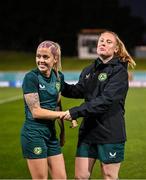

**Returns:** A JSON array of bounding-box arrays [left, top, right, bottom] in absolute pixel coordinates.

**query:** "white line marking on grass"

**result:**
[[0, 95, 22, 104]]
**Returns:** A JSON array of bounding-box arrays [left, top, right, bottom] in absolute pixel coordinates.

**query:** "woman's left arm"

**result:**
[[68, 67, 128, 119]]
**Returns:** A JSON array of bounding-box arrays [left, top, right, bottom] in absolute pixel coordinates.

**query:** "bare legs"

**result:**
[[101, 162, 121, 180], [75, 157, 121, 180], [27, 154, 67, 179], [27, 155, 120, 179], [75, 157, 96, 180], [47, 154, 67, 179]]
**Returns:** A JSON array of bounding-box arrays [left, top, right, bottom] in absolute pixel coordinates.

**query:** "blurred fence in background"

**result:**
[[0, 71, 146, 87]]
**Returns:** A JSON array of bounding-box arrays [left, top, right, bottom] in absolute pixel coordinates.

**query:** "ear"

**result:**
[[54, 56, 57, 63], [114, 46, 118, 53]]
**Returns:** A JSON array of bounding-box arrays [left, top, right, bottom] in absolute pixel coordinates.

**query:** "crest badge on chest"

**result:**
[[98, 73, 107, 81], [56, 82, 61, 92]]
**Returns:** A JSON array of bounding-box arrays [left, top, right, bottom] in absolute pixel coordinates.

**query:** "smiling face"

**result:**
[[36, 47, 57, 77], [97, 32, 118, 62]]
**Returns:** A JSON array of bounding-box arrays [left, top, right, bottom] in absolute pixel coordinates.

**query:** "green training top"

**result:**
[[22, 68, 64, 126]]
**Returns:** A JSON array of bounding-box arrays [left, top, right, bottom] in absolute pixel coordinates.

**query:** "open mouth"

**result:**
[[38, 63, 47, 69]]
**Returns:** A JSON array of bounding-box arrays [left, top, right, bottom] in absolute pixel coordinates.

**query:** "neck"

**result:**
[[41, 69, 51, 78], [99, 55, 114, 64], [45, 71, 51, 78]]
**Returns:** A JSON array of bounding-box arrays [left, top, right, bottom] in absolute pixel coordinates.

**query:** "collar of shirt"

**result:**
[[94, 56, 125, 68]]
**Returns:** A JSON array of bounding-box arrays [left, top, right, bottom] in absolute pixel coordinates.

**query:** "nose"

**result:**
[[100, 41, 105, 46], [39, 56, 45, 62]]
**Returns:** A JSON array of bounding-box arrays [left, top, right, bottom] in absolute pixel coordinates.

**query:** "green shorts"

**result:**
[[76, 142, 125, 164], [21, 124, 61, 159]]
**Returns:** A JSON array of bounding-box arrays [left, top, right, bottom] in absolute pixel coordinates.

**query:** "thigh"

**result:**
[[98, 143, 124, 179], [101, 162, 121, 179], [27, 158, 48, 179], [75, 157, 96, 179], [75, 143, 97, 178], [47, 154, 67, 179]]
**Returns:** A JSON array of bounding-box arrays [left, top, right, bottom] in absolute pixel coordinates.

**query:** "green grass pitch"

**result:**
[[0, 87, 146, 179]]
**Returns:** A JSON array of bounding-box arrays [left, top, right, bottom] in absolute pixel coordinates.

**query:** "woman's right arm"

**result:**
[[61, 71, 85, 99], [24, 92, 65, 120]]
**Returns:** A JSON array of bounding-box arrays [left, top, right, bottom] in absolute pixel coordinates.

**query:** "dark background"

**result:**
[[0, 0, 146, 56], [119, 0, 146, 23]]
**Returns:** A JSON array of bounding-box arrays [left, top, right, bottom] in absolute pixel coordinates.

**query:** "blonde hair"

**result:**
[[98, 31, 136, 68], [37, 41, 62, 76]]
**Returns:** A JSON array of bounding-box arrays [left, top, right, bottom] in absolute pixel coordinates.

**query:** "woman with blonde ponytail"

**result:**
[[21, 40, 68, 179]]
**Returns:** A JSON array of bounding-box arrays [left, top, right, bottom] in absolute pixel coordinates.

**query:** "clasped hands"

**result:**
[[60, 110, 78, 128]]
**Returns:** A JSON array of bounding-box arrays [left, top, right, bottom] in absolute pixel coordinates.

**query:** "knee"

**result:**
[[75, 171, 91, 180], [31, 173, 48, 180], [52, 174, 67, 179], [101, 162, 121, 180], [51, 171, 67, 179], [58, 173, 67, 180], [102, 166, 118, 180]]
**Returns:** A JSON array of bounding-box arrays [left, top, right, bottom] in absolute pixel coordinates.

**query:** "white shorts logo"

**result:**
[[109, 152, 116, 158]]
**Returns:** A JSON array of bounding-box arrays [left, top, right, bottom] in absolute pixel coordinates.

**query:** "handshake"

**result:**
[[60, 110, 78, 128]]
